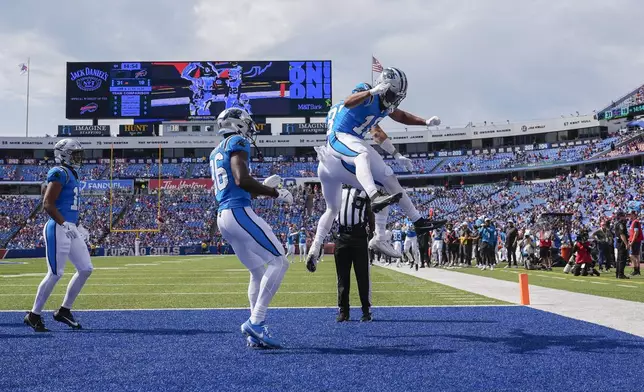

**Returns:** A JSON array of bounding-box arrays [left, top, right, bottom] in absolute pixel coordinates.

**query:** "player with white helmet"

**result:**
[[306, 67, 443, 271], [210, 107, 293, 349], [24, 138, 93, 332]]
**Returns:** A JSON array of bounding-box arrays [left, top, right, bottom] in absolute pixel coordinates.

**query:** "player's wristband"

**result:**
[[380, 138, 396, 155]]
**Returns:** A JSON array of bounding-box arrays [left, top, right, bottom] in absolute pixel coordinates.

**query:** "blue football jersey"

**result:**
[[287, 231, 297, 245], [46, 166, 80, 224], [299, 232, 307, 244], [326, 83, 394, 139], [210, 134, 252, 211], [406, 228, 417, 238], [392, 229, 403, 242]]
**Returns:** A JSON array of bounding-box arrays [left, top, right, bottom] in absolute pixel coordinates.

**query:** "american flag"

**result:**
[[372, 56, 383, 73], [19, 63, 29, 75]]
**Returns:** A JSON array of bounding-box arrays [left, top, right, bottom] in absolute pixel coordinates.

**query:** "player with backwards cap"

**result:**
[[306, 67, 444, 272], [24, 139, 93, 332], [210, 107, 293, 349]]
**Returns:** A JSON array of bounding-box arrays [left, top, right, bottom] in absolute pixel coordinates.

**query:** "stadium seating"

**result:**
[[0, 196, 40, 247], [0, 165, 17, 181], [110, 163, 190, 179]]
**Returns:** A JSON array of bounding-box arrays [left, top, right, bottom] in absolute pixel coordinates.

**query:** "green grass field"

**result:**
[[0, 256, 504, 310], [454, 265, 644, 302]]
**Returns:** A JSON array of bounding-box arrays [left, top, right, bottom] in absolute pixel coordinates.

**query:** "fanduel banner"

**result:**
[[80, 180, 134, 192], [119, 124, 156, 137], [148, 179, 213, 190], [57, 125, 111, 137], [281, 122, 327, 135]]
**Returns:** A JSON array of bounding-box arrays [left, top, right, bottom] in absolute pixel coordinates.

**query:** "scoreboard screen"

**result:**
[[66, 61, 332, 120]]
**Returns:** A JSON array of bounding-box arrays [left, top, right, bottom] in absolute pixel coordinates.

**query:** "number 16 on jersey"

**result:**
[[210, 152, 228, 193]]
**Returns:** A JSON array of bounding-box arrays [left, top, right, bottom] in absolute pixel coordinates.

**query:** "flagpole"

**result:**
[[370, 54, 374, 86], [25, 57, 30, 137]]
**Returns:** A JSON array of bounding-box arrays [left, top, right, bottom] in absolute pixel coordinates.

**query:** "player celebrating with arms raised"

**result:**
[[24, 139, 93, 332], [307, 67, 442, 270], [210, 108, 293, 349]]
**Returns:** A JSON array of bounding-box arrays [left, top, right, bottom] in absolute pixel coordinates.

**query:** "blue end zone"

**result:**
[[1, 307, 643, 392]]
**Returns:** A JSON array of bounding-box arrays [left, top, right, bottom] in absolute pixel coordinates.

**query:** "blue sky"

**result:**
[[0, 0, 642, 136]]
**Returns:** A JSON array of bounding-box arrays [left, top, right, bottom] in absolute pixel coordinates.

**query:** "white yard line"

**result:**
[[0, 304, 515, 312], [0, 290, 501, 297], [380, 264, 644, 338]]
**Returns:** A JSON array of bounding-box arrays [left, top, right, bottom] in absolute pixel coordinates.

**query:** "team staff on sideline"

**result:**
[[333, 185, 375, 322]]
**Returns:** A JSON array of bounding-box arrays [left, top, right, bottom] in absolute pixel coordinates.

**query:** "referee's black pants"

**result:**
[[334, 230, 371, 314]]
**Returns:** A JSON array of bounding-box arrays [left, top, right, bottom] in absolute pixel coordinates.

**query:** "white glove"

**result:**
[[262, 174, 282, 188], [61, 222, 78, 240], [394, 153, 414, 172], [275, 189, 294, 204], [77, 224, 90, 243], [426, 116, 441, 126], [369, 83, 390, 96]]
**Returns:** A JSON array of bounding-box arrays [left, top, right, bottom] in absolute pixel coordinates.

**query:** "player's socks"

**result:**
[[61, 269, 92, 309], [53, 307, 82, 329], [250, 256, 288, 324], [32, 272, 62, 315], [24, 312, 49, 332]]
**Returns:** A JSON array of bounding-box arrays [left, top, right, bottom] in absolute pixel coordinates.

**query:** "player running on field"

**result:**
[[210, 108, 293, 349], [24, 139, 93, 332]]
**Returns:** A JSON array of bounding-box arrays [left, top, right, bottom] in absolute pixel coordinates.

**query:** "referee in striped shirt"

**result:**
[[335, 185, 375, 322]]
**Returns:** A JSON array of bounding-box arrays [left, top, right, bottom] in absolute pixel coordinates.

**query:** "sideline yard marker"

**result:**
[[519, 273, 530, 305]]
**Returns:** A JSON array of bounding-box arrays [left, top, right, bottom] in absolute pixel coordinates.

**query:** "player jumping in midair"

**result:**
[[306, 67, 443, 272]]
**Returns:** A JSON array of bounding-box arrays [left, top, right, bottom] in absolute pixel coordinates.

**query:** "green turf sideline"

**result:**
[[452, 265, 644, 303], [0, 256, 505, 310]]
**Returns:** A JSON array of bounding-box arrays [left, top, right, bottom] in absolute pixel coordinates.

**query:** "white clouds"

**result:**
[[0, 0, 643, 136]]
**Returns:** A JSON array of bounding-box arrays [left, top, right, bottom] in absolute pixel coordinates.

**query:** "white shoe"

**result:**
[[369, 238, 402, 258], [490, 265, 495, 271], [482, 265, 487, 270]]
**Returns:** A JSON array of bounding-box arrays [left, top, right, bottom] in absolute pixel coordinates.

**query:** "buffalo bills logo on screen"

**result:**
[[521, 125, 528, 132], [135, 69, 148, 78], [80, 102, 99, 115], [69, 67, 109, 91]]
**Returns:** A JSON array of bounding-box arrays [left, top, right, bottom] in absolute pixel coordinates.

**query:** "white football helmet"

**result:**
[[395, 222, 402, 229], [217, 107, 257, 139], [374, 67, 408, 109], [54, 138, 83, 169]]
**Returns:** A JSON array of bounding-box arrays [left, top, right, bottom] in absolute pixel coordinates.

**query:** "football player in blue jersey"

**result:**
[[298, 227, 308, 263], [403, 222, 420, 271], [285, 224, 298, 263], [392, 222, 404, 267], [306, 67, 443, 271], [210, 108, 293, 349], [24, 139, 93, 332]]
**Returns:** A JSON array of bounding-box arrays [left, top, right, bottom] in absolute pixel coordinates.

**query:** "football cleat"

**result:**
[[336, 310, 350, 323], [24, 312, 49, 332], [241, 319, 282, 349], [246, 335, 264, 348], [53, 308, 82, 330], [360, 312, 373, 322], [368, 237, 404, 258], [370, 191, 402, 213], [413, 218, 447, 235]]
